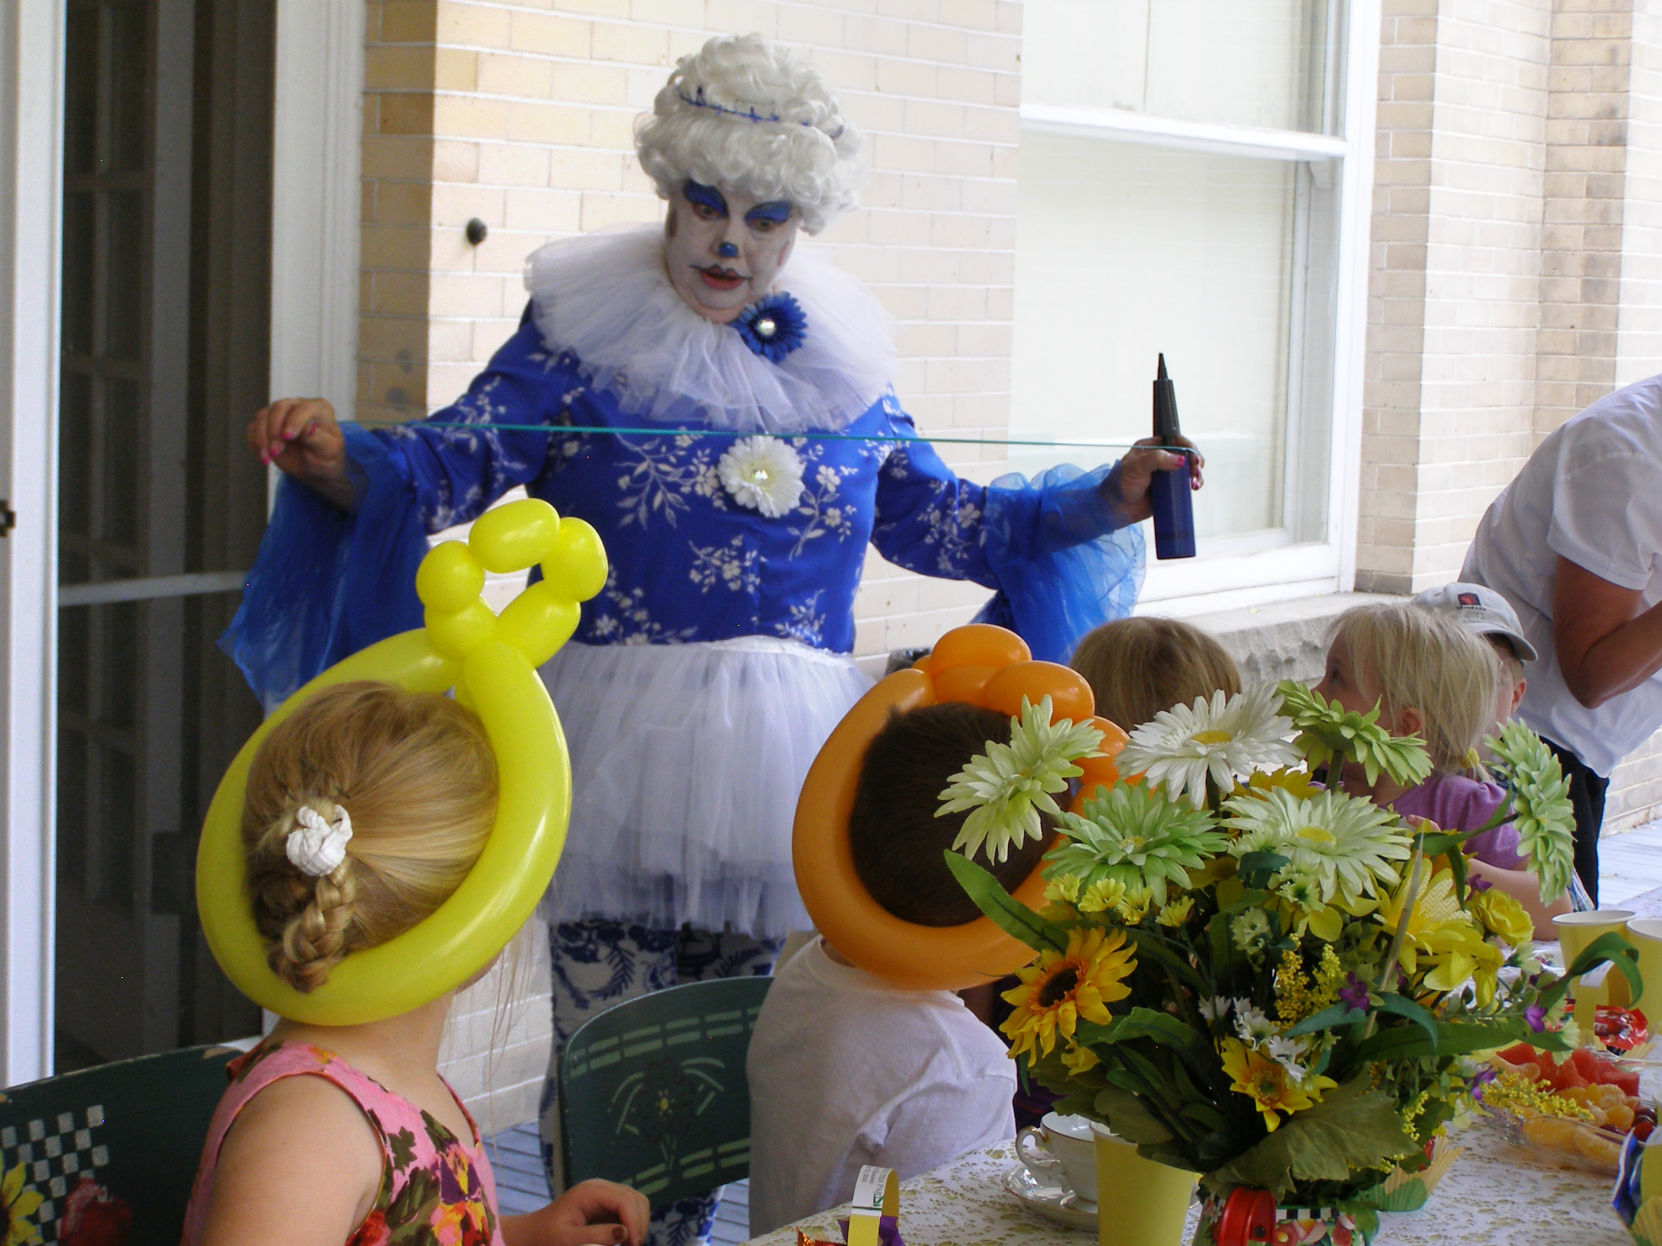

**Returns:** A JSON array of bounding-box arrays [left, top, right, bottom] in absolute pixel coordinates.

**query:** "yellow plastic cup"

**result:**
[[1092, 1127, 1196, 1246], [1625, 917, 1662, 1019], [1554, 909, 1635, 1014]]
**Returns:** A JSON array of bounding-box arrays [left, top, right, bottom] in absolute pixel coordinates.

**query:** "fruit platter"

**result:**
[[1480, 1039, 1653, 1173]]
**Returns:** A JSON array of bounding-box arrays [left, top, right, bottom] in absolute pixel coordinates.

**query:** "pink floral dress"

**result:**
[[180, 1040, 505, 1246]]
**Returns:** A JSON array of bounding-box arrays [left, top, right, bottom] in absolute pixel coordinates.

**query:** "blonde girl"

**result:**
[[1070, 616, 1242, 731], [183, 682, 647, 1246], [1314, 602, 1569, 925]]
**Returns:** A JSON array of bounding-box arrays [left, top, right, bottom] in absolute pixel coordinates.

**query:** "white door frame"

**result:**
[[0, 0, 65, 1088], [0, 0, 362, 1083], [271, 2, 362, 414]]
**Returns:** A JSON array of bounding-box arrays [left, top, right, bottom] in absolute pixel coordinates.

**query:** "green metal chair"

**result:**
[[0, 1043, 240, 1246], [556, 976, 771, 1210]]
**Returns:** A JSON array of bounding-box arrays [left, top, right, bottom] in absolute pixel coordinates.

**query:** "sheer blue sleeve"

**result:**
[[218, 424, 428, 711], [868, 398, 1145, 663], [971, 465, 1146, 664], [219, 314, 568, 709]]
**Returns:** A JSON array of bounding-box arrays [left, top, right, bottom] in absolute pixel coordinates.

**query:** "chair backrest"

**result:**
[[0, 1043, 239, 1246], [557, 976, 771, 1210]]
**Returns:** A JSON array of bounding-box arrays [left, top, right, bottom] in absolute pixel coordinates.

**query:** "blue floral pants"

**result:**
[[538, 919, 782, 1246]]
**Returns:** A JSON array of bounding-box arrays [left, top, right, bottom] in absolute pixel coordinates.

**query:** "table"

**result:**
[[744, 1116, 1629, 1246]]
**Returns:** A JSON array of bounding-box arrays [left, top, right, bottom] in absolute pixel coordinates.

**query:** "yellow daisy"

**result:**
[[1000, 927, 1136, 1059], [2, 1163, 43, 1246], [1219, 1037, 1337, 1132]]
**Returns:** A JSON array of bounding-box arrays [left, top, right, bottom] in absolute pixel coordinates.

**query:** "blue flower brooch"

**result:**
[[733, 292, 807, 362]]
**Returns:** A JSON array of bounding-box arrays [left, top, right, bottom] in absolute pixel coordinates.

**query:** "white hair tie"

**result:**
[[286, 805, 353, 878]]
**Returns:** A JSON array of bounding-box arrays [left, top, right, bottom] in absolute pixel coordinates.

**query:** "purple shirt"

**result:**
[[1390, 773, 1525, 870]]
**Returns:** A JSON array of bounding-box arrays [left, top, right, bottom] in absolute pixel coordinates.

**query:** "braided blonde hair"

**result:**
[[241, 682, 497, 993]]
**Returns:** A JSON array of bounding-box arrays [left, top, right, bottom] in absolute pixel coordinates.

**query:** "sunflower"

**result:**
[[1000, 926, 1136, 1060], [1225, 786, 1411, 909], [1048, 779, 1229, 905], [1116, 684, 1299, 809], [938, 696, 1104, 863], [1218, 1037, 1338, 1132], [1276, 680, 1432, 790], [1483, 721, 1576, 902], [2, 1164, 42, 1246]]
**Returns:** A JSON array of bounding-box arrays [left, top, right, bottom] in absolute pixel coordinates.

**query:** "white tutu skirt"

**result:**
[[537, 637, 874, 938]]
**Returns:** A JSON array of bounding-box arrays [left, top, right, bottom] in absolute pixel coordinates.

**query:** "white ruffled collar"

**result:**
[[523, 225, 897, 434]]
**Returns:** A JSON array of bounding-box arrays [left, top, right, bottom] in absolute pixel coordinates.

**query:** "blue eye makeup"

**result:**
[[745, 201, 794, 226], [682, 180, 728, 216]]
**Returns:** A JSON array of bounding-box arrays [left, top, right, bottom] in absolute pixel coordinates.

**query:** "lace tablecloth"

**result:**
[[745, 1117, 1628, 1246]]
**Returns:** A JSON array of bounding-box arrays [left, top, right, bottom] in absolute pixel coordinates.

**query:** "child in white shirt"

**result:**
[[746, 703, 1043, 1236]]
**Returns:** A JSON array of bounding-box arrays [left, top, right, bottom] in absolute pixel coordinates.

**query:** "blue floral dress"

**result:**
[[223, 226, 1144, 938]]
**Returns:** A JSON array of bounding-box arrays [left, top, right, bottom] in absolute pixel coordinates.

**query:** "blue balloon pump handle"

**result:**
[[1149, 352, 1196, 560]]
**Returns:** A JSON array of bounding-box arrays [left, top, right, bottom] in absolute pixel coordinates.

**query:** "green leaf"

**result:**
[[1352, 1016, 1525, 1064], [942, 849, 1068, 954], [1373, 992, 1440, 1048], [1554, 932, 1643, 1003], [1284, 1001, 1364, 1039], [1101, 1007, 1214, 1069], [1236, 850, 1290, 890], [1091, 1084, 1176, 1146], [1208, 1079, 1419, 1200]]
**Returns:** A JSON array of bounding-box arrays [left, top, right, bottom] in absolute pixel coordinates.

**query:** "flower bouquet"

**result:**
[[944, 682, 1640, 1244]]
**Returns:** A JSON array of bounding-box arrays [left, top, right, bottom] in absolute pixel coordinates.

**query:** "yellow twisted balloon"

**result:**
[[196, 499, 608, 1024]]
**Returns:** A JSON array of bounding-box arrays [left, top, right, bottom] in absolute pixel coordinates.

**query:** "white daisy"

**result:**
[[1116, 684, 1300, 809], [717, 435, 805, 517], [1224, 786, 1412, 908], [1263, 1033, 1312, 1083], [1232, 1001, 1276, 1044], [937, 697, 1103, 864]]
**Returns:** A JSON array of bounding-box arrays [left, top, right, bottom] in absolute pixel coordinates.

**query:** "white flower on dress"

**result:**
[[718, 436, 805, 518], [1116, 684, 1300, 809]]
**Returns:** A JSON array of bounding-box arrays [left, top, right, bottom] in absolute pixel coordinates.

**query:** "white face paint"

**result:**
[[663, 180, 800, 323]]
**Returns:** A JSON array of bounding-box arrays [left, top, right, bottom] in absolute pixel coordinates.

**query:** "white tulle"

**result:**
[[537, 637, 874, 938], [523, 225, 898, 435]]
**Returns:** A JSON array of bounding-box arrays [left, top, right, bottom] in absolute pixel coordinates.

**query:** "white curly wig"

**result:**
[[635, 34, 864, 235]]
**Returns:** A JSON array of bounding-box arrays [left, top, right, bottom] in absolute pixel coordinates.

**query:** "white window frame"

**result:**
[[1017, 0, 1379, 616]]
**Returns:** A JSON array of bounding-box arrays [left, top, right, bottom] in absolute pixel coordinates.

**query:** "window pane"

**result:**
[[1010, 136, 1337, 542], [1023, 0, 1337, 135]]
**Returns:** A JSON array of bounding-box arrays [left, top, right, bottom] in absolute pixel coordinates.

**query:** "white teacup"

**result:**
[[1016, 1111, 1098, 1205]]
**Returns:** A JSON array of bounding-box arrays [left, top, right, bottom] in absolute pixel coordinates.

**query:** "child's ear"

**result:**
[[1510, 678, 1527, 715], [1394, 706, 1424, 738]]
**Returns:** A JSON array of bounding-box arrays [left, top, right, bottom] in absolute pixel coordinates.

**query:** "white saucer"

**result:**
[[1002, 1163, 1097, 1231]]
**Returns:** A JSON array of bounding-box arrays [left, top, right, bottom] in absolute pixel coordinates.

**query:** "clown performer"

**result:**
[[225, 33, 1202, 1238]]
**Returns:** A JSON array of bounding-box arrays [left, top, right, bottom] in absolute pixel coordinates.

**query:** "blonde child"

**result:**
[[182, 682, 648, 1246], [1413, 581, 1533, 739], [1070, 615, 1242, 730], [1313, 602, 1569, 925]]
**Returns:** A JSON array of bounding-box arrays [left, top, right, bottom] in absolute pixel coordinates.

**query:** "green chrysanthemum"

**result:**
[[938, 696, 1104, 863], [1483, 720, 1576, 902], [1276, 680, 1433, 789], [1045, 779, 1229, 905], [1224, 785, 1412, 908]]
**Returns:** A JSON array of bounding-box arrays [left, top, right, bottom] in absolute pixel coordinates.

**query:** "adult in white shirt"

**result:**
[[1462, 373, 1662, 903]]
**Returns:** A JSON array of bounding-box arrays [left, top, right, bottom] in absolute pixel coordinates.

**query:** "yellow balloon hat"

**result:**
[[792, 623, 1128, 991], [196, 499, 608, 1024]]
